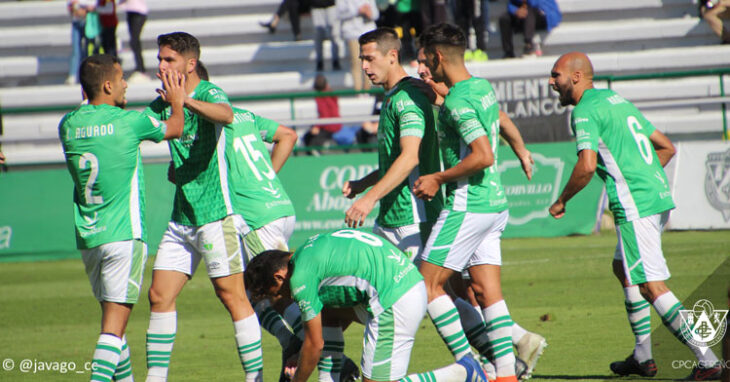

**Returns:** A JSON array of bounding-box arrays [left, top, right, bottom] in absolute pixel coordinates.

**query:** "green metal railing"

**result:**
[[2, 67, 729, 143], [594, 67, 730, 140]]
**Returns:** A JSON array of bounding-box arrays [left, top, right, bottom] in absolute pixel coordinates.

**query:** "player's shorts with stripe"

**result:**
[[420, 209, 508, 271], [373, 222, 432, 262], [154, 214, 244, 278], [360, 281, 427, 381], [82, 239, 147, 304], [613, 211, 671, 285], [240, 215, 295, 264]]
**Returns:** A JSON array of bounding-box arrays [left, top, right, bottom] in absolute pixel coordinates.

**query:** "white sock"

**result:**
[[318, 326, 344, 381], [483, 300, 516, 378], [234, 314, 264, 382], [114, 335, 134, 382], [400, 362, 467, 381], [511, 322, 528, 344], [91, 333, 123, 382], [283, 302, 304, 341], [623, 286, 653, 362], [428, 295, 472, 360], [146, 311, 176, 382], [653, 292, 720, 365], [454, 298, 491, 360]]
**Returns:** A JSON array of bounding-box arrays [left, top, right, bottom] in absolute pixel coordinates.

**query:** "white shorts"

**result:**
[[240, 215, 295, 264], [361, 281, 427, 381], [420, 209, 508, 272], [82, 239, 147, 304], [613, 211, 671, 285], [154, 215, 244, 278], [373, 222, 424, 262]]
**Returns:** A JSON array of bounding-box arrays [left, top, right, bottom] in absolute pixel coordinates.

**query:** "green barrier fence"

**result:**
[[0, 141, 604, 261]]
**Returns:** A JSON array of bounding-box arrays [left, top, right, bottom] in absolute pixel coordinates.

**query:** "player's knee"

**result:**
[[148, 285, 174, 310], [215, 288, 246, 309]]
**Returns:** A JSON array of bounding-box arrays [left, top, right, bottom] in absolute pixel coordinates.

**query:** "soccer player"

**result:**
[[244, 229, 488, 382], [415, 46, 547, 380], [59, 54, 185, 382], [142, 32, 263, 382], [342, 27, 442, 261], [548, 51, 723, 380], [415, 23, 525, 382]]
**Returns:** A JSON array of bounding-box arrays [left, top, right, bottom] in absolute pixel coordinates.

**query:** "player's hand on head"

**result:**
[[413, 175, 438, 201], [549, 200, 565, 219], [160, 70, 186, 107], [521, 151, 534, 180]]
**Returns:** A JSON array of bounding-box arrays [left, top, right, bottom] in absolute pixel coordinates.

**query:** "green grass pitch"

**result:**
[[0, 230, 727, 381]]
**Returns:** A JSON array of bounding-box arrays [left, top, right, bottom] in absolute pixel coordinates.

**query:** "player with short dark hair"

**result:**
[[244, 230, 488, 382], [59, 53, 185, 382], [548, 51, 722, 381], [416, 23, 523, 382], [142, 32, 264, 382]]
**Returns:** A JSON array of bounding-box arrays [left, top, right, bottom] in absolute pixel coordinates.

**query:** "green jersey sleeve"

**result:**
[[199, 83, 231, 105], [130, 111, 167, 143], [445, 97, 486, 145], [290, 262, 324, 322], [255, 114, 280, 143], [144, 97, 168, 120], [394, 94, 426, 138], [571, 103, 600, 153]]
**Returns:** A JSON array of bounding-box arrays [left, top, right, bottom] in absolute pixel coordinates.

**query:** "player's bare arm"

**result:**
[[414, 135, 494, 200], [0, 151, 5, 165], [342, 170, 380, 198], [292, 314, 324, 382], [549, 149, 597, 219], [499, 110, 534, 180], [183, 97, 234, 124], [270, 125, 298, 173], [159, 70, 186, 140], [345, 135, 421, 227], [648, 129, 676, 167]]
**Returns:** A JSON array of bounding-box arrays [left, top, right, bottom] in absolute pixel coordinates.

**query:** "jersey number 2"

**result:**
[[79, 153, 103, 204]]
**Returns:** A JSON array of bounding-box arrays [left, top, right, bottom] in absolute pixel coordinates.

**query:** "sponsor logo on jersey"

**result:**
[[574, 117, 590, 124], [679, 299, 728, 355], [148, 116, 161, 128], [262, 181, 282, 199], [292, 284, 306, 296], [607, 94, 628, 105], [704, 148, 730, 221]]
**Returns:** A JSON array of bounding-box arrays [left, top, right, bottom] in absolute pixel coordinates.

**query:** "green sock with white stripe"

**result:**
[[283, 302, 304, 341], [146, 311, 176, 381], [483, 300, 516, 378], [427, 295, 472, 360], [254, 300, 296, 348], [318, 326, 344, 381], [90, 333, 122, 382], [234, 314, 264, 382], [653, 292, 720, 365], [399, 362, 467, 381], [113, 335, 133, 382], [454, 298, 492, 360], [623, 286, 653, 362]]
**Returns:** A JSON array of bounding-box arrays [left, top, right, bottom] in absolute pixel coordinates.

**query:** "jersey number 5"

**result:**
[[79, 153, 104, 204], [627, 116, 653, 165]]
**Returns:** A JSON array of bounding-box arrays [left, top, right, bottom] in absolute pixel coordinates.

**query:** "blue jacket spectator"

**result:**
[[500, 0, 561, 57]]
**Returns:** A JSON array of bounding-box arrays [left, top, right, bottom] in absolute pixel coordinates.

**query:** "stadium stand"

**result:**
[[1, 0, 729, 164]]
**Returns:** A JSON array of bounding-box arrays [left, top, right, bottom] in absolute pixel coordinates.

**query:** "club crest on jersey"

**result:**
[[678, 299, 728, 355], [704, 148, 730, 221]]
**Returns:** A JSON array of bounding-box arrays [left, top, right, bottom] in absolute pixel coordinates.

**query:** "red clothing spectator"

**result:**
[[315, 95, 342, 133]]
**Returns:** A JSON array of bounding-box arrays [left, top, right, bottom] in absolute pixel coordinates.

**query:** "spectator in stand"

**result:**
[[454, 0, 490, 61], [311, 0, 343, 71], [303, 74, 342, 148], [499, 0, 561, 58], [97, 0, 118, 57], [66, 0, 96, 84], [119, 0, 149, 82], [337, 0, 378, 91], [260, 0, 304, 41], [700, 0, 730, 44]]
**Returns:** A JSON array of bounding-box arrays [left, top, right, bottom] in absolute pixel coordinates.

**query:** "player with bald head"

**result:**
[[549, 52, 722, 381]]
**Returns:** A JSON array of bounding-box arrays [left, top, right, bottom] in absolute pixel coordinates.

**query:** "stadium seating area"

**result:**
[[1, 0, 729, 164]]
